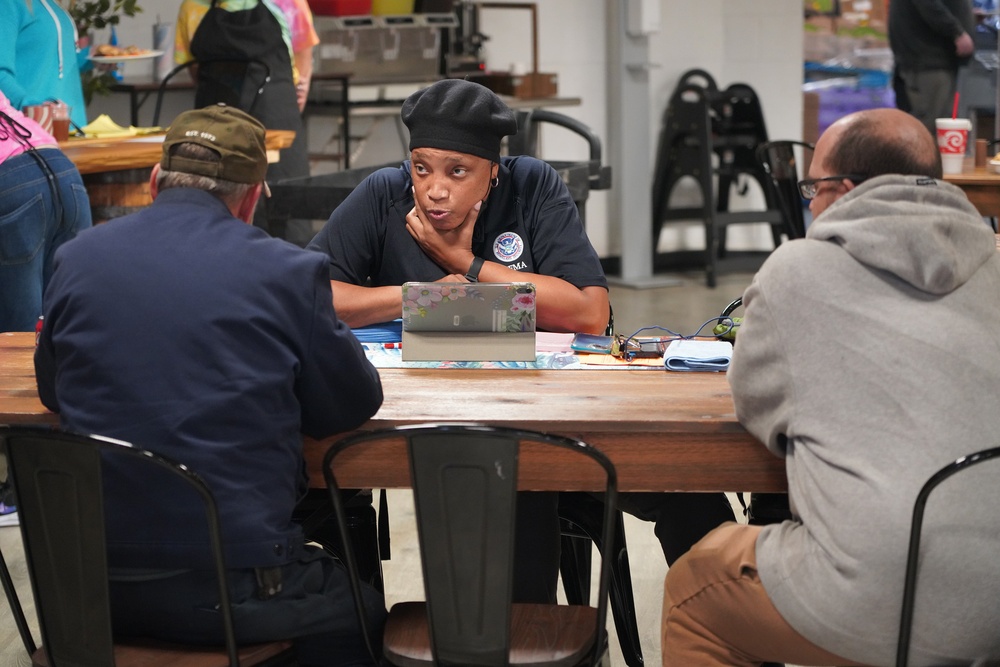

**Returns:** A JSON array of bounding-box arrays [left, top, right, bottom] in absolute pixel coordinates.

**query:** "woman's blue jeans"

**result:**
[[0, 148, 92, 331]]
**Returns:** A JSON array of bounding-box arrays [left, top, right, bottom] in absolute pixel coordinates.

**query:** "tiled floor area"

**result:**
[[0, 266, 760, 667]]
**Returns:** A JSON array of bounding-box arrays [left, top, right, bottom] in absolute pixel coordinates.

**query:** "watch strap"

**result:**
[[465, 256, 485, 283]]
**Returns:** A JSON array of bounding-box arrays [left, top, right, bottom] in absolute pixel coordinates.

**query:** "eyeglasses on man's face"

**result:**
[[797, 175, 866, 200]]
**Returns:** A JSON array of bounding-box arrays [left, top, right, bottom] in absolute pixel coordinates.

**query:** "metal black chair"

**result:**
[[755, 140, 815, 240], [325, 423, 618, 667], [0, 426, 294, 667], [896, 446, 1000, 667], [558, 493, 643, 667], [652, 72, 784, 287]]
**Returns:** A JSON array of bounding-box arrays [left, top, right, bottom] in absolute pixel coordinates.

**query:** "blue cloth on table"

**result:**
[[664, 339, 732, 372], [351, 319, 402, 343]]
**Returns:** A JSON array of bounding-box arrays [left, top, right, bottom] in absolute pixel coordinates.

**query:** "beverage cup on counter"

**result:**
[[935, 118, 972, 175], [51, 102, 71, 142], [975, 138, 988, 169], [22, 103, 54, 135], [152, 20, 175, 82]]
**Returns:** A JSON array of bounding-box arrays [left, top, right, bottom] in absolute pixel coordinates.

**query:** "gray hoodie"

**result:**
[[729, 175, 1000, 666]]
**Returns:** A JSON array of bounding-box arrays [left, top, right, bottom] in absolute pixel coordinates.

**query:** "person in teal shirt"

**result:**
[[0, 0, 89, 130]]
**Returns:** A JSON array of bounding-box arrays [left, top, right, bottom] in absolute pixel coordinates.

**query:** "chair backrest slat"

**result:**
[[10, 435, 115, 666], [324, 423, 617, 667], [896, 446, 1000, 667], [0, 427, 241, 667], [408, 431, 518, 666]]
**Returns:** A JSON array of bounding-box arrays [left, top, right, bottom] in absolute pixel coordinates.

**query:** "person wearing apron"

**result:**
[[188, 0, 309, 230]]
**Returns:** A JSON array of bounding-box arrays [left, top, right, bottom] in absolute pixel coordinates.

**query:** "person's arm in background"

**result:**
[[173, 0, 205, 66], [954, 30, 974, 57], [0, 1, 30, 111], [294, 45, 314, 113], [910, 0, 975, 57], [283, 0, 319, 112], [71, 11, 90, 74]]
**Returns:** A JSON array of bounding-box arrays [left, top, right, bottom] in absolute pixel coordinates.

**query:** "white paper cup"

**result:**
[[22, 104, 53, 134], [935, 118, 972, 175]]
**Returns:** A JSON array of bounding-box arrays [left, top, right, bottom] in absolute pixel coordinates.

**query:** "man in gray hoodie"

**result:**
[[661, 108, 1000, 666]]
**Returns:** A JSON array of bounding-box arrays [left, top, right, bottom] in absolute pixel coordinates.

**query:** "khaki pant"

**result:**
[[662, 522, 869, 667]]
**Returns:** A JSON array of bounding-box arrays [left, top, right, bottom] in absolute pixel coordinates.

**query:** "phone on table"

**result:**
[[570, 333, 615, 354], [631, 339, 666, 358]]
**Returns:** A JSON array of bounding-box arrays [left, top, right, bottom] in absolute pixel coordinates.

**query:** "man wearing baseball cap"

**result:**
[[35, 104, 386, 665]]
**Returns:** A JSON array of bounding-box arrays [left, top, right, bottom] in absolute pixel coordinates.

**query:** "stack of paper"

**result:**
[[80, 114, 161, 138]]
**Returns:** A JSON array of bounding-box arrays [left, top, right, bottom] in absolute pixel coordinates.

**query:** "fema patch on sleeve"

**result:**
[[493, 232, 524, 262]]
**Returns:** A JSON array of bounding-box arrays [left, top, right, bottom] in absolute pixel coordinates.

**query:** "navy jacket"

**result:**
[[35, 188, 383, 569]]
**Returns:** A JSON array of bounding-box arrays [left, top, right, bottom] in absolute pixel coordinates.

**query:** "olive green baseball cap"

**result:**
[[161, 104, 267, 184]]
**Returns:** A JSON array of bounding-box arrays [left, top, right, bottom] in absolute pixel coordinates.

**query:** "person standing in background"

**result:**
[[174, 0, 314, 194], [0, 89, 91, 333], [0, 0, 89, 130], [888, 0, 976, 134]]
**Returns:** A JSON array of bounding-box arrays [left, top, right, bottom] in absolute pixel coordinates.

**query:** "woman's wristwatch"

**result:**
[[465, 257, 485, 283]]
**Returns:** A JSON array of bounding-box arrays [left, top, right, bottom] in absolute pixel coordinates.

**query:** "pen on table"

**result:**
[[382, 342, 402, 349]]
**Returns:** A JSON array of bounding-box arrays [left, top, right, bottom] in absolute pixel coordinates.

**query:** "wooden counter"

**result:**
[[59, 130, 295, 222], [60, 129, 295, 175], [943, 163, 1000, 218]]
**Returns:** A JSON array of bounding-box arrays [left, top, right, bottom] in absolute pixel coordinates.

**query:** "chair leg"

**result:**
[[559, 498, 644, 667], [559, 531, 592, 605], [0, 547, 37, 656], [607, 528, 644, 667]]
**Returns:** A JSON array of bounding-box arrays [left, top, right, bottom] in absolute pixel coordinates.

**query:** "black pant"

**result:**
[[294, 488, 562, 604], [109, 545, 386, 666], [615, 491, 736, 565], [296, 488, 733, 605], [516, 491, 736, 604]]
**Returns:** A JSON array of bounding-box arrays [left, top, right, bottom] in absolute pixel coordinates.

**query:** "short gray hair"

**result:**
[[156, 142, 255, 206]]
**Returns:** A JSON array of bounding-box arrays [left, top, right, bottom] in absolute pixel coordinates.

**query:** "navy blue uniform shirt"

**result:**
[[307, 155, 608, 291]]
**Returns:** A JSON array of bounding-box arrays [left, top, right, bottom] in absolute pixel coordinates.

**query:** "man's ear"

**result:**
[[149, 163, 161, 200], [236, 183, 264, 224], [842, 178, 857, 194]]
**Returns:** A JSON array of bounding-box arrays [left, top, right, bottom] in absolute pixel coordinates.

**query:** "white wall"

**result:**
[[87, 0, 804, 258]]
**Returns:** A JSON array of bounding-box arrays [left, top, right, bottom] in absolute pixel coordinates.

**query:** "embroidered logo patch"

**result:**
[[493, 232, 524, 263]]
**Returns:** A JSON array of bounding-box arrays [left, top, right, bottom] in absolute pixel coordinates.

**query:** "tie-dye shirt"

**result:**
[[174, 0, 319, 83]]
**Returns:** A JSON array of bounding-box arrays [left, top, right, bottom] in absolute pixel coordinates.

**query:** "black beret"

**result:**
[[401, 79, 518, 163]]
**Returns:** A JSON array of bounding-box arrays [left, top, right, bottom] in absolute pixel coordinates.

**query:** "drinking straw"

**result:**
[[952, 92, 960, 120]]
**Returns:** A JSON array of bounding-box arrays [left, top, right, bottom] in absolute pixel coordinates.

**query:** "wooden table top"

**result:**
[[942, 164, 1000, 186], [0, 332, 782, 493], [943, 163, 1000, 218], [59, 129, 296, 175]]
